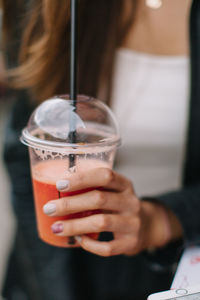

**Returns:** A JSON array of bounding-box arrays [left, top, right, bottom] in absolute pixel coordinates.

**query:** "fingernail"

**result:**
[[51, 223, 63, 234], [75, 236, 82, 243], [56, 180, 69, 191], [43, 203, 56, 215]]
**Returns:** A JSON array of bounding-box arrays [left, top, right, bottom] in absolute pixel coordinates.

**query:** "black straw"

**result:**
[[68, 0, 78, 245], [70, 0, 78, 102], [69, 0, 78, 169]]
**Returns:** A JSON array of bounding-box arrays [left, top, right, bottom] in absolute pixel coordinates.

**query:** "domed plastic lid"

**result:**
[[21, 95, 121, 153]]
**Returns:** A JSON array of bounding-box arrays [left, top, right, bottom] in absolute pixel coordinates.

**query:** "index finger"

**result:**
[[56, 168, 131, 193]]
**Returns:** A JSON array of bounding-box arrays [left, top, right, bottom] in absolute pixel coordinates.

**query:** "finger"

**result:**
[[75, 235, 138, 257], [43, 190, 126, 216], [56, 168, 132, 193], [51, 213, 138, 236]]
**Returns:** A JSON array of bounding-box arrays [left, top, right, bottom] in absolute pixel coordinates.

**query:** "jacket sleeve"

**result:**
[[141, 185, 200, 270], [155, 184, 200, 246]]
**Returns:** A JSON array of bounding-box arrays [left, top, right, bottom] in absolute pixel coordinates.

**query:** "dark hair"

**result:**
[[2, 0, 137, 103]]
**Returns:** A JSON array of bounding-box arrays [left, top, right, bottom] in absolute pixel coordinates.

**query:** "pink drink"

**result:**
[[31, 158, 110, 247]]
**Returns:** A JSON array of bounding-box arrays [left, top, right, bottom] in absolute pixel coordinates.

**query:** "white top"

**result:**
[[111, 48, 190, 197]]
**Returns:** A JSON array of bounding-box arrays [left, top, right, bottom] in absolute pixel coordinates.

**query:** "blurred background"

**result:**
[[0, 8, 16, 299], [0, 94, 16, 299]]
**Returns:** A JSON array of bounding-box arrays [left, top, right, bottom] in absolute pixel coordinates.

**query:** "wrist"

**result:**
[[141, 200, 183, 250], [141, 201, 167, 249]]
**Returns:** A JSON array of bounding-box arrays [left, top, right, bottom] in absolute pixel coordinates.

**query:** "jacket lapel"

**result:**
[[184, 0, 200, 185]]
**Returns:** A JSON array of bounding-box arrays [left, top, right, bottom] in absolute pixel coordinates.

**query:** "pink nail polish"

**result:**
[[51, 223, 63, 234]]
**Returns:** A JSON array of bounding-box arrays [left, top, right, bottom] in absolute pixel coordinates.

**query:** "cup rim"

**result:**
[[20, 128, 121, 154]]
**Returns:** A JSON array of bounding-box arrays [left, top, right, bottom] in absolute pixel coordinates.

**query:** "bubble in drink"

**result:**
[[69, 165, 77, 173]]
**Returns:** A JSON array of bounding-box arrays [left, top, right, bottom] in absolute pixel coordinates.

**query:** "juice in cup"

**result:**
[[31, 158, 110, 247], [21, 95, 120, 247]]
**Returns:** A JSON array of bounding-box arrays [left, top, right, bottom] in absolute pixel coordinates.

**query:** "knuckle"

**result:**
[[103, 244, 114, 257], [127, 179, 133, 188], [81, 237, 89, 249], [93, 214, 109, 231], [132, 197, 141, 214], [103, 168, 114, 185], [136, 201, 141, 214], [99, 214, 110, 231], [94, 190, 106, 207], [134, 217, 141, 233], [134, 235, 139, 247], [130, 237, 138, 250], [123, 184, 135, 200], [126, 179, 134, 192]]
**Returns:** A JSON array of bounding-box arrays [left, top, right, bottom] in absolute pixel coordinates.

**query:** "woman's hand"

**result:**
[[43, 168, 183, 257]]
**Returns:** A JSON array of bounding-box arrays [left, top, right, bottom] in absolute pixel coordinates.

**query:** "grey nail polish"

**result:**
[[43, 203, 56, 215], [56, 180, 69, 191]]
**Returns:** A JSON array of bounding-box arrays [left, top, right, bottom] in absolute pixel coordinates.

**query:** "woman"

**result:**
[[1, 0, 199, 299]]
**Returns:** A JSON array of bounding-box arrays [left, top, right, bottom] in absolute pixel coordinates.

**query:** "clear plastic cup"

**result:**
[[21, 95, 120, 247]]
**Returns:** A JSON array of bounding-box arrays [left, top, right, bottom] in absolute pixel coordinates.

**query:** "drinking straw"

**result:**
[[70, 0, 78, 103], [69, 0, 78, 169], [68, 0, 78, 245]]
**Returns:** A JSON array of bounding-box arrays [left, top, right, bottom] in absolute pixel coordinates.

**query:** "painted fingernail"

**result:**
[[75, 235, 82, 243], [56, 180, 69, 191], [43, 203, 56, 215], [51, 223, 63, 234]]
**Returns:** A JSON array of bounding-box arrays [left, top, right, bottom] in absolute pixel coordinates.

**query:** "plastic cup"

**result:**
[[21, 95, 120, 248]]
